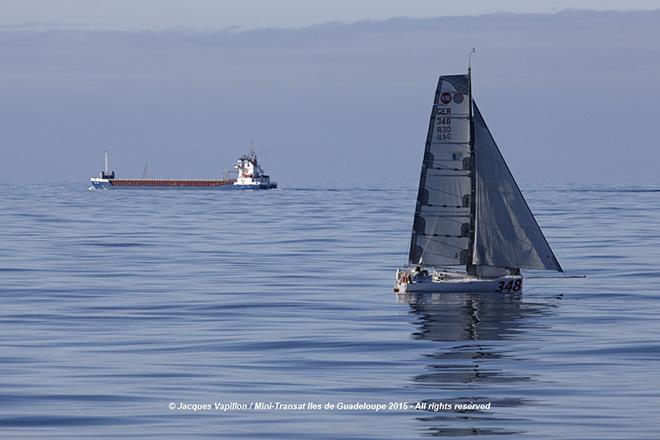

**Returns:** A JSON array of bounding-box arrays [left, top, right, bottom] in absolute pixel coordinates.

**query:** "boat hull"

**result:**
[[394, 273, 523, 294]]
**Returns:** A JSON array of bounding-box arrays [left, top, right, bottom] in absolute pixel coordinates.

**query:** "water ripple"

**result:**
[[0, 184, 658, 439]]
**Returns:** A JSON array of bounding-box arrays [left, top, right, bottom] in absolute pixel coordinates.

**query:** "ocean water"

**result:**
[[0, 183, 659, 439]]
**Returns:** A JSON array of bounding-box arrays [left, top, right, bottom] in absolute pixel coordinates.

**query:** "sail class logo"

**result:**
[[453, 93, 464, 103], [440, 92, 452, 104]]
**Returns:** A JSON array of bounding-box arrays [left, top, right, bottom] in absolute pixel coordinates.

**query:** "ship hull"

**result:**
[[90, 178, 277, 190]]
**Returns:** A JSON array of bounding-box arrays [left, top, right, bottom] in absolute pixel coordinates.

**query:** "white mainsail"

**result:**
[[409, 75, 472, 267], [409, 74, 562, 273]]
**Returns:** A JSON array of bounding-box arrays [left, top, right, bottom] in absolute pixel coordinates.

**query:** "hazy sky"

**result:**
[[2, 0, 660, 30], [1, 9, 658, 186]]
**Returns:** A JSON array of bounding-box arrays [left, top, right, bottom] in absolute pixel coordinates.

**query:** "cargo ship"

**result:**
[[90, 150, 277, 190]]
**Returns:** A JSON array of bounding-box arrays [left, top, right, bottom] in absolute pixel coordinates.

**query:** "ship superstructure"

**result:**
[[234, 150, 273, 187]]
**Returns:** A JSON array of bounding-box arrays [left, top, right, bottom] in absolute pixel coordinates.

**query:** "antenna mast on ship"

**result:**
[[101, 150, 115, 179]]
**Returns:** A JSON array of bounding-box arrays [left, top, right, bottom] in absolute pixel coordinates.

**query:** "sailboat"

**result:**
[[394, 66, 562, 294]]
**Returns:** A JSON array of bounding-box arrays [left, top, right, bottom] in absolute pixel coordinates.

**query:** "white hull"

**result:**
[[394, 270, 522, 294]]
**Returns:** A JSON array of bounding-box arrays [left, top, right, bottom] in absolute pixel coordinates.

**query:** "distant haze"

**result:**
[[0, 9, 659, 186], [3, 0, 660, 30]]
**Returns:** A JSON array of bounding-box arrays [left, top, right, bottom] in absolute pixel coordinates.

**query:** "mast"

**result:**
[[101, 149, 115, 179], [466, 53, 477, 276]]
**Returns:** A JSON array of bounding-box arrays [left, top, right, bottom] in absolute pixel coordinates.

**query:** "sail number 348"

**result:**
[[435, 117, 452, 141]]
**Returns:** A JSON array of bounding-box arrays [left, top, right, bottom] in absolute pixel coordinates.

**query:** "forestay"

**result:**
[[409, 75, 472, 266]]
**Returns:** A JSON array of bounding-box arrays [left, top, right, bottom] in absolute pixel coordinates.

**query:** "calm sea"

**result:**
[[0, 183, 659, 439]]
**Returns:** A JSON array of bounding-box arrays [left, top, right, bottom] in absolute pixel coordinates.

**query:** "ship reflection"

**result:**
[[400, 292, 556, 437]]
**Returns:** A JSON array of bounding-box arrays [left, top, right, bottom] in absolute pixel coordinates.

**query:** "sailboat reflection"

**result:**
[[400, 292, 556, 437]]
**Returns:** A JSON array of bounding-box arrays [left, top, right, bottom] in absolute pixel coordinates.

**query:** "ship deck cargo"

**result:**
[[109, 179, 236, 188]]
